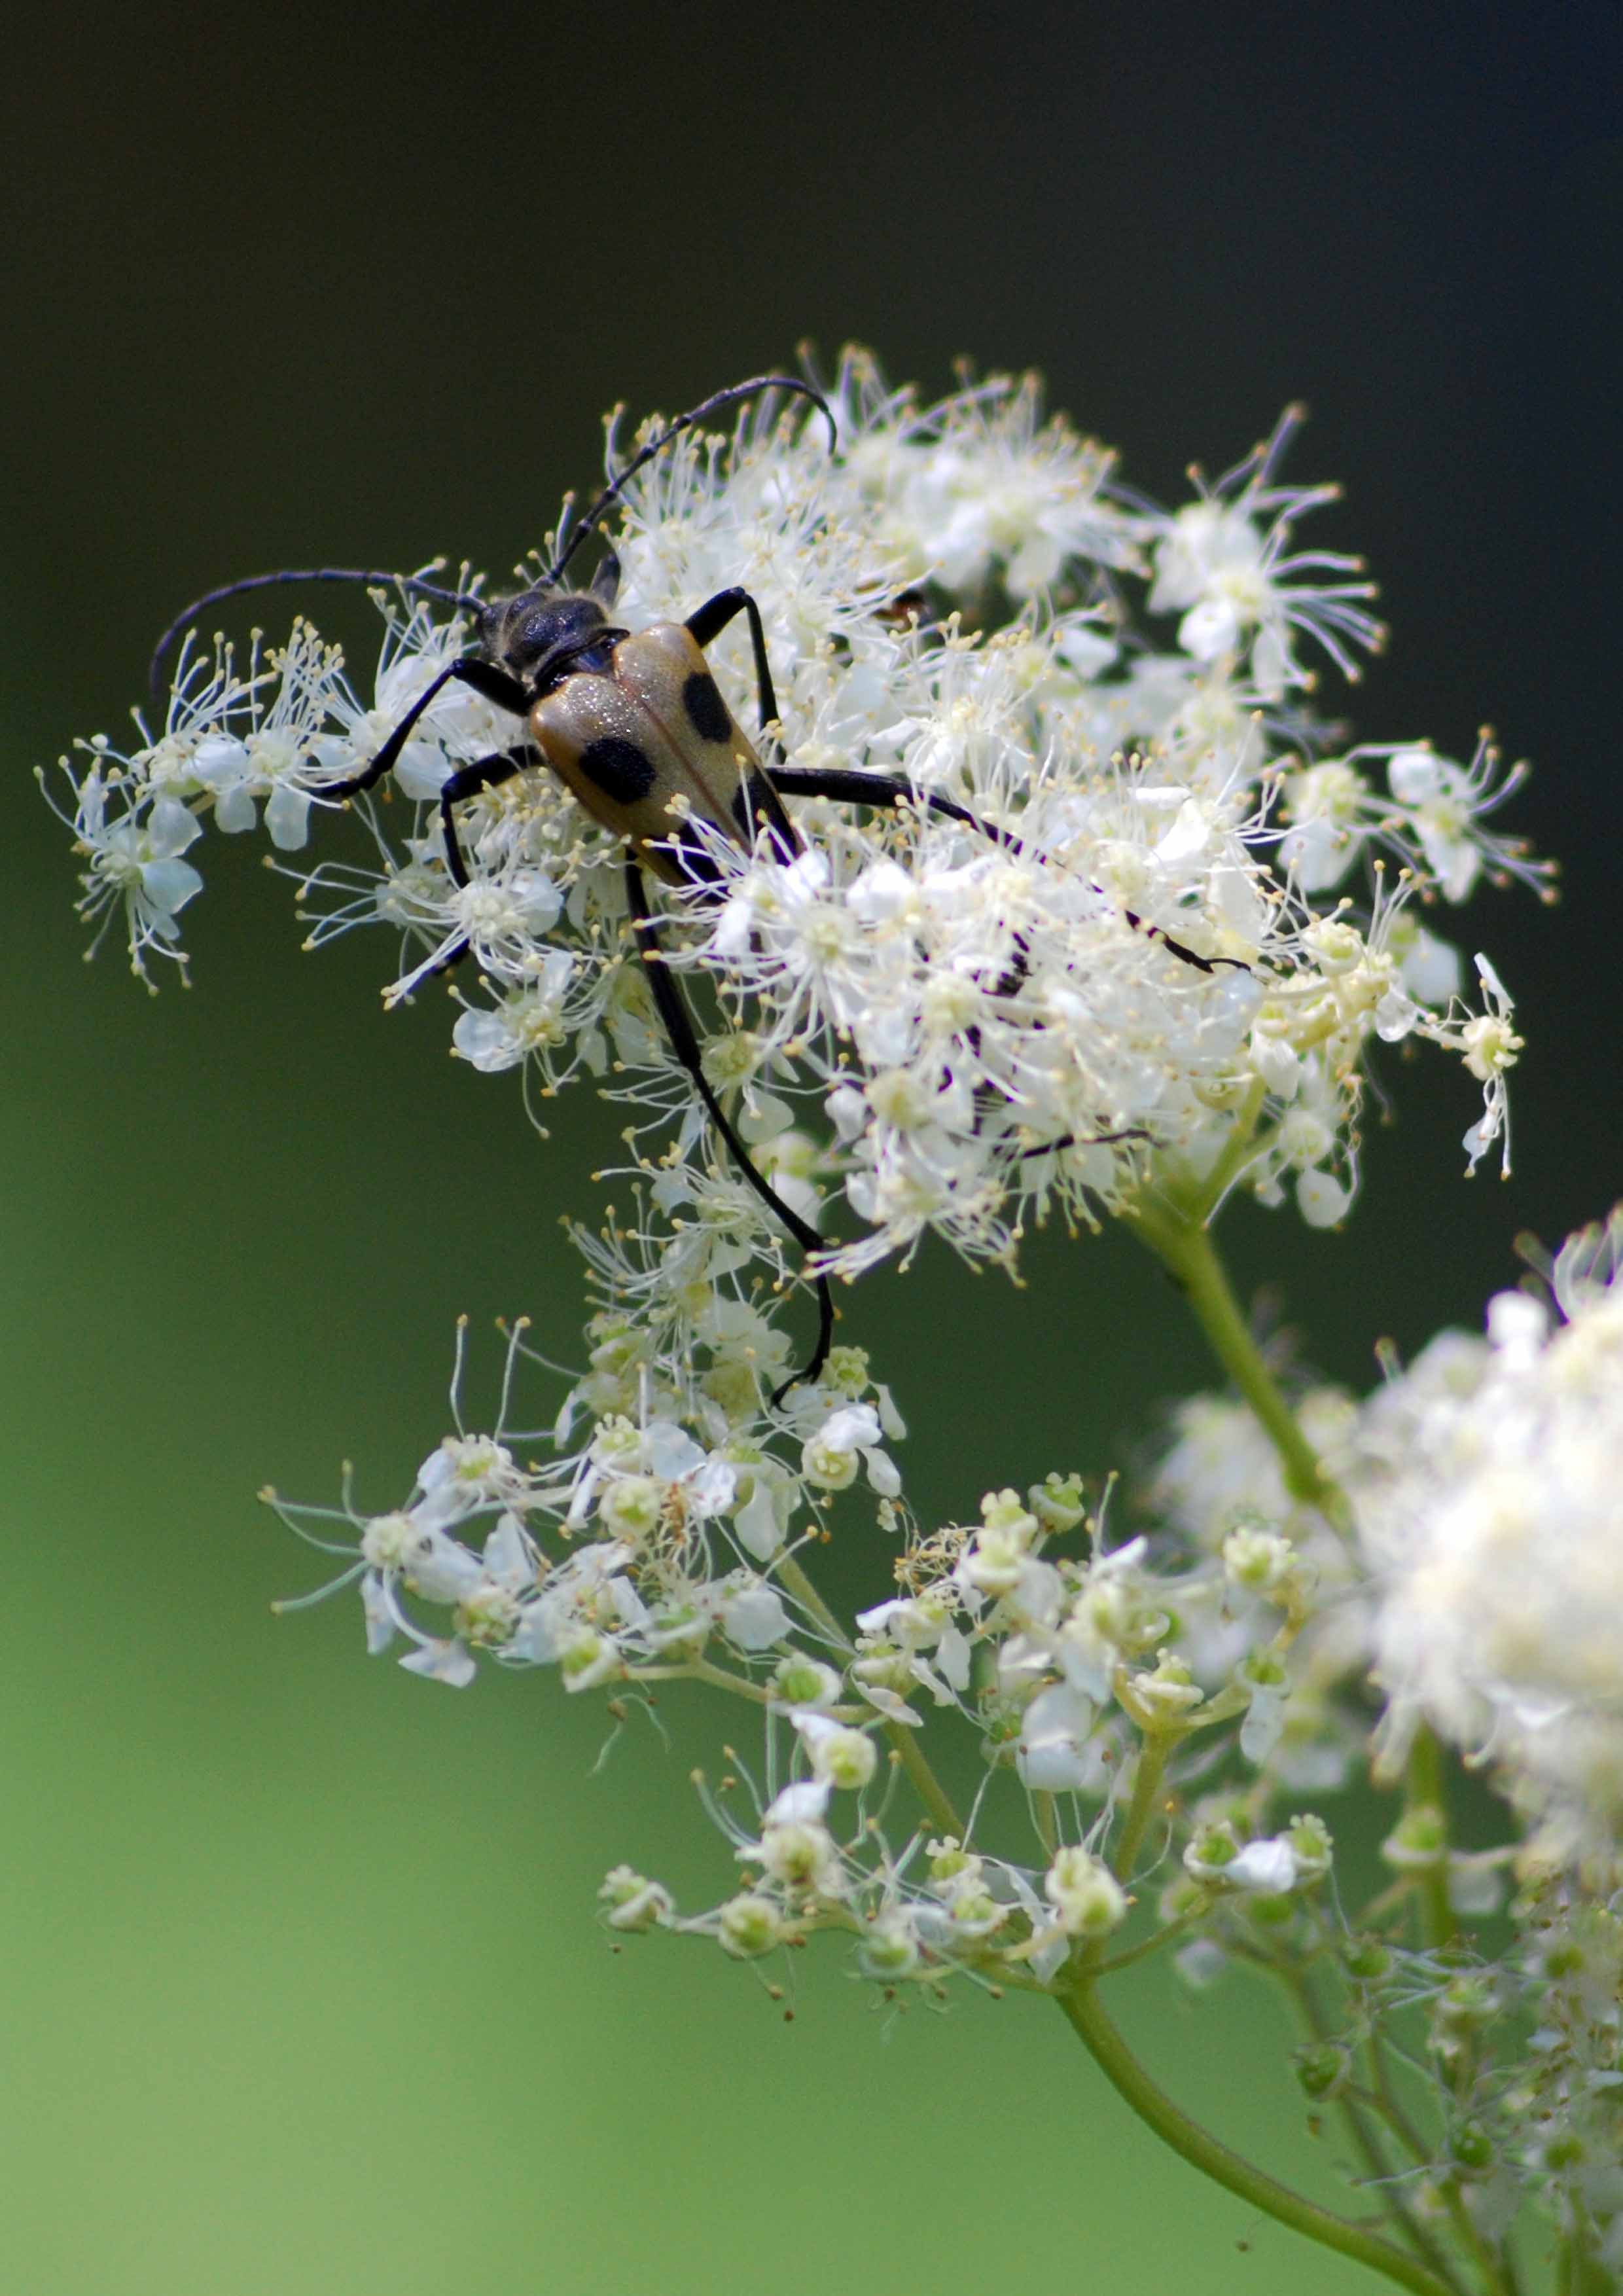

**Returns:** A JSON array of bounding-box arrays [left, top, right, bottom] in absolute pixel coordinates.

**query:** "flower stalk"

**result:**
[[1056, 1977, 1459, 2296], [1124, 1183, 1351, 1532]]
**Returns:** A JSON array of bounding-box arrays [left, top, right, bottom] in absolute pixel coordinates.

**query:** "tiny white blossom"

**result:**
[[1044, 1846, 1127, 1937]]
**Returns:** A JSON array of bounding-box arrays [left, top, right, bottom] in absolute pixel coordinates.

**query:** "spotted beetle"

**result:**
[[149, 376, 1241, 1401]]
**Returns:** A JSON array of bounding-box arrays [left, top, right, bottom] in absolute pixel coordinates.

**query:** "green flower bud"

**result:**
[[1294, 2042, 1350, 2100]]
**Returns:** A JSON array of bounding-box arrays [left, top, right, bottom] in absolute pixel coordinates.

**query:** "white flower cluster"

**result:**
[[47, 351, 1543, 1293], [272, 1248, 905, 1694], [1358, 1208, 1623, 1863], [268, 1185, 1347, 1992], [1151, 1380, 1372, 1771]]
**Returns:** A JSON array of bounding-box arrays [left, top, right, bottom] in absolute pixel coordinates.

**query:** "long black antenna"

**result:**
[[147, 566, 482, 715], [145, 376, 837, 713], [546, 374, 836, 590]]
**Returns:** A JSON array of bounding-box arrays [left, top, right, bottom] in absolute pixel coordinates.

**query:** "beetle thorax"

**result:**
[[479, 587, 618, 691]]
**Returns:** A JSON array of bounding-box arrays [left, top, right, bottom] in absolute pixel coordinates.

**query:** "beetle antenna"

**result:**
[[546, 374, 837, 589], [147, 565, 484, 715]]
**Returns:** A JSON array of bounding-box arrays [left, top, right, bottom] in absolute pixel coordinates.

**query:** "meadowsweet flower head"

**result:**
[[54, 351, 1541, 1294], [1359, 1208, 1623, 1861]]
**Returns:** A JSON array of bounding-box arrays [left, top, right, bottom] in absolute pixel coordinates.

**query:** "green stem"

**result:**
[[1086, 1912, 1195, 1979], [885, 1718, 965, 1841], [1365, 2036, 1435, 2170], [776, 1552, 854, 1653], [1287, 1971, 1467, 2296], [1403, 1727, 1459, 1952], [683, 1659, 778, 1704], [1433, 2179, 1513, 2296], [1058, 1978, 1457, 2296], [1110, 1731, 1172, 1885], [1033, 1788, 1059, 1857], [1123, 1191, 1349, 1532], [1561, 2213, 1611, 2296]]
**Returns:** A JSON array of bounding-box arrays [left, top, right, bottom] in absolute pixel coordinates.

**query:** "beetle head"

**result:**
[[479, 551, 622, 683]]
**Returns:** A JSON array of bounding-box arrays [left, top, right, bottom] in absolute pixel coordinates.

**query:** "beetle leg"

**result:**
[[685, 586, 781, 738], [684, 587, 800, 860], [766, 765, 1247, 978], [623, 859, 834, 1405], [436, 744, 537, 891], [382, 745, 542, 980], [329, 657, 531, 800]]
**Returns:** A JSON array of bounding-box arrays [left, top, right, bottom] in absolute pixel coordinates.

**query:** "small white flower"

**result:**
[[1458, 954, 1521, 1176], [717, 1893, 787, 1958], [772, 1654, 844, 1710], [1148, 408, 1382, 697], [800, 1403, 901, 1497], [599, 1867, 674, 1931], [856, 1909, 923, 1979], [793, 1712, 879, 1791], [1017, 1681, 1100, 1793], [63, 774, 205, 980], [1044, 1846, 1127, 1937], [753, 1816, 844, 1897]]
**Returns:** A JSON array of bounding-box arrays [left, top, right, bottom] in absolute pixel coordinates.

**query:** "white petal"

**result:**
[[393, 740, 452, 800], [212, 783, 259, 834], [1297, 1168, 1350, 1229], [148, 795, 205, 856], [721, 1581, 791, 1651], [1179, 597, 1240, 661], [764, 1778, 830, 1826], [265, 783, 313, 851], [452, 1008, 524, 1073], [863, 1447, 902, 1498], [733, 1480, 784, 1562], [1227, 1839, 1298, 1892], [139, 857, 204, 918], [399, 1638, 479, 1688]]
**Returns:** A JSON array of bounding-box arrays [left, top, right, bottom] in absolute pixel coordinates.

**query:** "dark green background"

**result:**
[[3, 5, 1618, 2289]]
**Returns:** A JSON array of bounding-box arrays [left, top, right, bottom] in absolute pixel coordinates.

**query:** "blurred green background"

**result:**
[[3, 3, 1618, 2289]]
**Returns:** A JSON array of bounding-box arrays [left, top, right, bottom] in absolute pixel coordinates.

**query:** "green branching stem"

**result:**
[[1286, 1969, 1469, 2296], [1122, 1185, 1351, 1534], [1085, 1912, 1196, 1980], [885, 1721, 965, 1842], [1106, 1183, 1504, 2291], [1058, 1977, 1459, 2296], [776, 1551, 853, 1653]]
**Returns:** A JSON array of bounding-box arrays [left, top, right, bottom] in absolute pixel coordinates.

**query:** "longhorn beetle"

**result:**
[[149, 374, 1241, 1403]]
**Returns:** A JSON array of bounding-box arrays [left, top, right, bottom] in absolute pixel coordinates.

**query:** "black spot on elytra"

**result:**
[[579, 735, 658, 804], [682, 670, 732, 745]]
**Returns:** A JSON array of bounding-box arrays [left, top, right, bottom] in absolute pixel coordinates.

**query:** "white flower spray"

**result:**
[[54, 352, 1618, 2295]]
